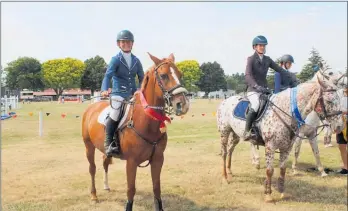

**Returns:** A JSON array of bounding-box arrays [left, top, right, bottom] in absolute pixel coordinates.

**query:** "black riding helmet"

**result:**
[[280, 54, 295, 64]]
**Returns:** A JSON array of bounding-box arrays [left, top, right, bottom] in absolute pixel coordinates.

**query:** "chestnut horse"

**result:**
[[82, 53, 189, 211]]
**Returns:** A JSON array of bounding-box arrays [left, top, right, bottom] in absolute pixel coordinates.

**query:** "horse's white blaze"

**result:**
[[170, 67, 181, 85]]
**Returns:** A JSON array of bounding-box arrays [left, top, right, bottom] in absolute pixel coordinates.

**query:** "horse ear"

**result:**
[[316, 72, 328, 89], [141, 72, 150, 92], [168, 53, 175, 62], [147, 52, 161, 65]]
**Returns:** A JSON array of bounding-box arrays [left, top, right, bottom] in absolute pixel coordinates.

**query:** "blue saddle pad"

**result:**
[[1, 114, 11, 120], [233, 100, 250, 120]]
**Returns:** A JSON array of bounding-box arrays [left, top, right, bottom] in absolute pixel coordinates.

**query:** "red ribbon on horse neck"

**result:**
[[137, 91, 171, 130]]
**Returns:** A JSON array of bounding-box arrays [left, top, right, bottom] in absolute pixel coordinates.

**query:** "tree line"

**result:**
[[1, 48, 330, 96]]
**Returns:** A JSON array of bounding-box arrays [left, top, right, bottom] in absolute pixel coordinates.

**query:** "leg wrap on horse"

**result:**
[[125, 200, 133, 211], [154, 197, 164, 211]]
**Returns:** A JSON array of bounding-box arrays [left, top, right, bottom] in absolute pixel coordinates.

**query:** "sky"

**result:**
[[1, 2, 347, 75]]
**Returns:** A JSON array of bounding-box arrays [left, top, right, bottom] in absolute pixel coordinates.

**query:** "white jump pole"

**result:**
[[39, 110, 43, 137]]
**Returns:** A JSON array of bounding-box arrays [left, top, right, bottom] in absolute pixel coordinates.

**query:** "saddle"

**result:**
[[233, 93, 272, 146]]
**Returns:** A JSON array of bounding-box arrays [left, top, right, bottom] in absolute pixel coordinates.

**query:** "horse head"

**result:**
[[140, 53, 190, 116], [312, 62, 344, 133]]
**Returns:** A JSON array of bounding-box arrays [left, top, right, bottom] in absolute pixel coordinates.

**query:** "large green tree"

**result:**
[[176, 60, 202, 92], [298, 48, 329, 83], [196, 61, 227, 94], [42, 58, 85, 96], [80, 56, 107, 95], [225, 73, 246, 93], [4, 57, 44, 90]]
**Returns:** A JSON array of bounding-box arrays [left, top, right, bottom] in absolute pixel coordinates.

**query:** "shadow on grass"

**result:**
[[226, 168, 347, 206], [114, 191, 259, 211]]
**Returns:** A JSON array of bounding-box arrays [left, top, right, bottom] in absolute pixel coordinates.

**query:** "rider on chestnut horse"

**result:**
[[100, 30, 145, 157]]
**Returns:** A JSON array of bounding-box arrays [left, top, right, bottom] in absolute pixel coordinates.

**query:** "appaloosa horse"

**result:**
[[291, 72, 347, 176], [82, 53, 189, 210], [250, 71, 347, 177], [216, 66, 344, 202]]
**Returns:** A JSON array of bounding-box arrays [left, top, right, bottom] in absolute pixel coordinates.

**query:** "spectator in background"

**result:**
[[336, 87, 348, 175]]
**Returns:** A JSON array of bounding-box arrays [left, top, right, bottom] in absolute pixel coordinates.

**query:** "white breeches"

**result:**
[[247, 92, 261, 112], [109, 96, 124, 121]]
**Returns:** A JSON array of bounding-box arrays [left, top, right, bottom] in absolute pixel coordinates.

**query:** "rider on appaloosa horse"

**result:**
[[242, 35, 297, 142]]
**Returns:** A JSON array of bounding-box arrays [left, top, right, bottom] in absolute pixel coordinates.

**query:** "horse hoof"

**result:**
[[227, 173, 233, 182], [280, 193, 291, 200], [321, 172, 328, 177], [255, 164, 260, 170], [292, 170, 299, 176], [104, 187, 111, 192], [222, 177, 230, 184], [264, 194, 273, 203], [91, 198, 99, 204]]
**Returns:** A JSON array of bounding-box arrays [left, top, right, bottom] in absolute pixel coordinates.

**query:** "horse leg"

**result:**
[[250, 143, 261, 169], [151, 154, 164, 211], [125, 159, 137, 211], [292, 137, 302, 175], [84, 140, 98, 202], [103, 155, 112, 191], [264, 144, 275, 203], [227, 132, 239, 179], [308, 136, 327, 177], [278, 150, 292, 200], [220, 131, 230, 184]]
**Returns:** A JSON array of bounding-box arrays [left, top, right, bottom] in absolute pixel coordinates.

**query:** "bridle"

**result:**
[[314, 87, 342, 121], [151, 61, 188, 115]]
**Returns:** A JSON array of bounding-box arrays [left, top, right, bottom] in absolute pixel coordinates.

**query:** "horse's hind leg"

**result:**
[[250, 143, 261, 169], [84, 140, 98, 202], [220, 130, 231, 184], [227, 132, 240, 177], [103, 155, 112, 191]]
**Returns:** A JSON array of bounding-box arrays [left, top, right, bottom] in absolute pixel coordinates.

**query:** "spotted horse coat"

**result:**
[[250, 72, 347, 177], [216, 70, 344, 202]]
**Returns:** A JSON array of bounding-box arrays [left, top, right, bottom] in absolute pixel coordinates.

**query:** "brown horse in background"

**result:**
[[82, 53, 190, 211]]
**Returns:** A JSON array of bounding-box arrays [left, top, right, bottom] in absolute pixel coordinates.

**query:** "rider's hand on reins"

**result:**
[[101, 91, 110, 98]]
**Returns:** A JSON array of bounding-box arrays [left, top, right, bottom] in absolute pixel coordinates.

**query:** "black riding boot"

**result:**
[[241, 109, 257, 141], [104, 117, 120, 157]]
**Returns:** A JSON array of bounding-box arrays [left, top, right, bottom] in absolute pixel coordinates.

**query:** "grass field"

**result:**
[[1, 99, 347, 211]]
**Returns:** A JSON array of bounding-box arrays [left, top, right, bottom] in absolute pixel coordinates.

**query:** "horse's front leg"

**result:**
[[151, 153, 164, 211], [292, 136, 302, 175], [278, 150, 292, 200], [220, 132, 230, 183], [308, 136, 327, 177], [264, 144, 275, 203], [125, 159, 137, 211]]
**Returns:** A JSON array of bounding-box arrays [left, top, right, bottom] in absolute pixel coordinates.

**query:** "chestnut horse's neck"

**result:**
[[142, 69, 166, 109], [135, 70, 166, 133]]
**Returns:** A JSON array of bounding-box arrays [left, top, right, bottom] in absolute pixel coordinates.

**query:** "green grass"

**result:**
[[1, 100, 347, 211]]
